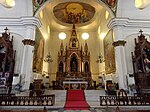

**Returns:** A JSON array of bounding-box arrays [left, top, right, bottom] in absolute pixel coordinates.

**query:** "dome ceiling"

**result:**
[[42, 0, 114, 31], [53, 2, 95, 24]]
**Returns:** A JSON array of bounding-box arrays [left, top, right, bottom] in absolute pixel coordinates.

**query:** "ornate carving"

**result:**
[[69, 23, 79, 48], [22, 39, 35, 46], [56, 24, 91, 89], [113, 40, 126, 47]]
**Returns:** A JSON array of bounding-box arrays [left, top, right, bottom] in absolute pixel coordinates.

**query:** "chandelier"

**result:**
[[44, 52, 53, 63]]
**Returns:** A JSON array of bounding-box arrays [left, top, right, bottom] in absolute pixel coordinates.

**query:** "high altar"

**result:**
[[56, 24, 92, 90]]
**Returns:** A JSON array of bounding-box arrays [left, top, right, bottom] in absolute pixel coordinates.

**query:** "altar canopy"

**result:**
[[56, 24, 92, 89]]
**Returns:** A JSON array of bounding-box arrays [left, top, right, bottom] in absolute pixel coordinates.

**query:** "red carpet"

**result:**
[[64, 90, 90, 110]]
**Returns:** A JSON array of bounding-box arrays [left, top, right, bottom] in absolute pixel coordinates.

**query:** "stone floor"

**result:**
[[1, 109, 150, 112]]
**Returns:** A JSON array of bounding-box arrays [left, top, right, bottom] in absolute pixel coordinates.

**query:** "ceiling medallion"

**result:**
[[53, 2, 95, 24]]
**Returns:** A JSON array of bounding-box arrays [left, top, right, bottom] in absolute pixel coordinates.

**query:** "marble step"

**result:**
[[43, 90, 106, 102], [84, 90, 106, 102], [44, 90, 66, 102]]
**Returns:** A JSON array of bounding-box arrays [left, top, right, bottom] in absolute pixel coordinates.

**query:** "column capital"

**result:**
[[22, 39, 35, 46], [113, 40, 126, 47]]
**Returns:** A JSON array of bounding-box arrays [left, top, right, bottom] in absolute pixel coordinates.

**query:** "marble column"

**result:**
[[113, 40, 128, 90], [20, 27, 36, 90]]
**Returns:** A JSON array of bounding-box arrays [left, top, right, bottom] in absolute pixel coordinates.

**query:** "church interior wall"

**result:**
[[0, 0, 33, 18], [11, 33, 24, 74], [34, 13, 51, 85], [117, 0, 150, 19], [98, 8, 115, 83]]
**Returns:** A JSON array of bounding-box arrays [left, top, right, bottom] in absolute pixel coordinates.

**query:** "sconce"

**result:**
[[44, 52, 53, 63], [96, 54, 105, 63]]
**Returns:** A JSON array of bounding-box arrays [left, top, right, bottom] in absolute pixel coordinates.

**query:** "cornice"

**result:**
[[0, 17, 41, 28], [108, 17, 150, 29]]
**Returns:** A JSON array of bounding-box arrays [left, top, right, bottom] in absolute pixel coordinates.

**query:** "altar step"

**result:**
[[84, 90, 106, 102], [44, 90, 106, 102], [44, 90, 67, 102], [2, 89, 105, 109], [44, 89, 106, 108]]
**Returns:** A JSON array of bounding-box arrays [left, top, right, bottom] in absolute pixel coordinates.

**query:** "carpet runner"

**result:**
[[64, 90, 90, 110]]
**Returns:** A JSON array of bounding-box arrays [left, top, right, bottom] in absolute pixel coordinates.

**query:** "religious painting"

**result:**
[[105, 0, 117, 8], [53, 2, 95, 24], [104, 30, 116, 74], [33, 28, 44, 73]]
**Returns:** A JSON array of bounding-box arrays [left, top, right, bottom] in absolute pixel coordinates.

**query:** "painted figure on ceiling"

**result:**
[[106, 0, 117, 7]]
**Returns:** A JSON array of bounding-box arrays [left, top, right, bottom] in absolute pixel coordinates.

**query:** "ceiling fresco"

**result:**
[[32, 0, 117, 16], [53, 2, 95, 24]]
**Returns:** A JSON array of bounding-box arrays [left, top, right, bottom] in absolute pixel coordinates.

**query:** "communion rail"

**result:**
[[100, 95, 150, 106], [0, 94, 55, 106]]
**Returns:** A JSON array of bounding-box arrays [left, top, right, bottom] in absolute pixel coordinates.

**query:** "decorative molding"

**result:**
[[22, 39, 35, 46], [113, 40, 126, 47], [0, 17, 41, 28], [108, 17, 150, 29]]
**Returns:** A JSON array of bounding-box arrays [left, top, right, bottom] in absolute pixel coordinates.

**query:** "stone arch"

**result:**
[[34, 0, 115, 18]]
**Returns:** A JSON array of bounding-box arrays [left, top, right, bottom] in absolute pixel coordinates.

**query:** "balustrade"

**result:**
[[100, 95, 150, 106], [0, 94, 55, 106]]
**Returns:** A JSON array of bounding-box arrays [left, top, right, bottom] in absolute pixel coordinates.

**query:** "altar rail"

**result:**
[[0, 94, 55, 106], [100, 95, 150, 106]]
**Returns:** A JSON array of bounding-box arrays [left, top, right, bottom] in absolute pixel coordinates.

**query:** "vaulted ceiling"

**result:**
[[38, 0, 113, 32]]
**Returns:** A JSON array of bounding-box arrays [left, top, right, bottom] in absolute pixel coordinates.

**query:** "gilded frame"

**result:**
[[104, 30, 116, 74]]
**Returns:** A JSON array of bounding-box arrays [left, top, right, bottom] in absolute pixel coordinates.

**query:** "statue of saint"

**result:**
[[144, 54, 150, 72]]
